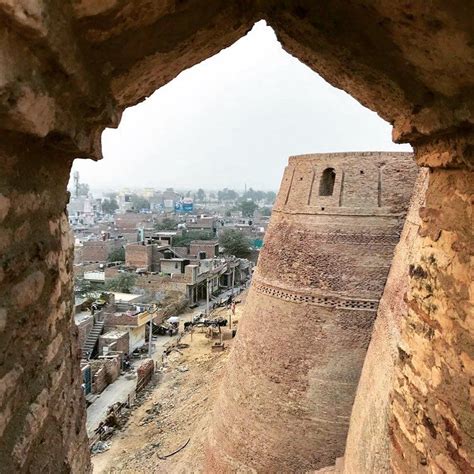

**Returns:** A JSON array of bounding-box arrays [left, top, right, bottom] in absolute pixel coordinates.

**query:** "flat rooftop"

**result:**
[[101, 329, 128, 339], [74, 311, 92, 325], [110, 292, 142, 303]]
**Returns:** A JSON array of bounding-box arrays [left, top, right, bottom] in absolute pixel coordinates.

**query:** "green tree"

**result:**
[[130, 194, 150, 211], [107, 247, 125, 262], [196, 188, 206, 202], [102, 198, 119, 214], [239, 200, 258, 218], [77, 183, 90, 196], [154, 218, 178, 231], [260, 207, 272, 216], [105, 273, 137, 293], [75, 278, 100, 296], [242, 187, 266, 202], [173, 230, 214, 247], [219, 229, 251, 258], [265, 191, 277, 203], [217, 188, 238, 202]]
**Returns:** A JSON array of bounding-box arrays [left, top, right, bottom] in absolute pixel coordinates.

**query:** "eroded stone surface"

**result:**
[[390, 168, 473, 473], [0, 138, 90, 472]]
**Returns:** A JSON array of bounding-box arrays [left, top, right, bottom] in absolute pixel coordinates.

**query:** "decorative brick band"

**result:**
[[289, 231, 401, 246], [253, 281, 379, 311]]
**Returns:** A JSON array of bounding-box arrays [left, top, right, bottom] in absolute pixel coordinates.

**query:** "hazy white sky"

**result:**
[[72, 21, 410, 192]]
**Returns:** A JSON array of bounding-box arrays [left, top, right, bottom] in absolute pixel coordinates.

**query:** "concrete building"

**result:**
[[186, 216, 218, 235], [98, 329, 129, 356], [160, 257, 190, 275], [68, 195, 96, 226], [114, 212, 152, 232], [125, 241, 182, 272], [77, 236, 124, 264], [103, 303, 156, 353], [189, 240, 219, 259], [162, 188, 180, 211]]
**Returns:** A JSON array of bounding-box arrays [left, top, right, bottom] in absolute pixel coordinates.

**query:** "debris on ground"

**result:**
[[157, 438, 191, 460], [91, 441, 111, 454], [91, 290, 248, 473]]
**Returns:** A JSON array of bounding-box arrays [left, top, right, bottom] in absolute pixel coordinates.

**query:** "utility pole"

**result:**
[[206, 276, 210, 319], [231, 266, 235, 297], [148, 304, 155, 358], [229, 301, 235, 331]]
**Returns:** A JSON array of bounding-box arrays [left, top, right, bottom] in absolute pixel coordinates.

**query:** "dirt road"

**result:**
[[92, 297, 245, 473]]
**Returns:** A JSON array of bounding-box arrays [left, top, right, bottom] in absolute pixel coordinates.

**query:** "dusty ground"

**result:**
[[92, 295, 246, 473]]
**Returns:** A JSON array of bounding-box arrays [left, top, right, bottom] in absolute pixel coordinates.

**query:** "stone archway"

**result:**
[[0, 1, 472, 472]]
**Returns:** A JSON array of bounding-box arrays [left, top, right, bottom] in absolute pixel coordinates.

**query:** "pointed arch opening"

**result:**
[[319, 168, 336, 196]]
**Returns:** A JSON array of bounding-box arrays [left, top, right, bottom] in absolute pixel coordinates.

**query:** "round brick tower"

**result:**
[[206, 152, 419, 472]]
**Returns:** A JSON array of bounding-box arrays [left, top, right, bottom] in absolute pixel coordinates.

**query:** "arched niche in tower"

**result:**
[[319, 168, 336, 196]]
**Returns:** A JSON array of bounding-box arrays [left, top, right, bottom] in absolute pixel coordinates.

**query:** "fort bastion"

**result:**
[[206, 152, 419, 472]]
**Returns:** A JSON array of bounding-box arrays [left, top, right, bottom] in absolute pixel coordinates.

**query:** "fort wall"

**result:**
[[206, 152, 419, 472], [342, 168, 429, 473]]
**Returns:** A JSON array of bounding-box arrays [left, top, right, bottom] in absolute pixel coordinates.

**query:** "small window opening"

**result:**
[[319, 168, 336, 196]]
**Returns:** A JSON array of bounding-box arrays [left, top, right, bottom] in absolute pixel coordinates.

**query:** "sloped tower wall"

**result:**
[[206, 152, 419, 472]]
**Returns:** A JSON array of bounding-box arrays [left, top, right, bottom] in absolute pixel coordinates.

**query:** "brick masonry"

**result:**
[[0, 138, 90, 472], [342, 168, 429, 473], [76, 315, 94, 349], [98, 331, 130, 355], [389, 169, 474, 473], [80, 239, 122, 263], [90, 356, 121, 394], [206, 152, 419, 472], [189, 241, 219, 258]]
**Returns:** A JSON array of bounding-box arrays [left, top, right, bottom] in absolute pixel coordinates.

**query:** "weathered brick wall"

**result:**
[[126, 243, 152, 269], [0, 139, 90, 472], [0, 3, 471, 473], [189, 241, 219, 258], [98, 331, 130, 355], [115, 213, 149, 232], [105, 267, 120, 279], [342, 168, 429, 473], [135, 273, 189, 294], [103, 309, 139, 329], [206, 152, 419, 472], [136, 358, 155, 392], [81, 240, 114, 263], [389, 168, 473, 473], [76, 315, 94, 349], [121, 232, 140, 243], [90, 356, 121, 394]]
